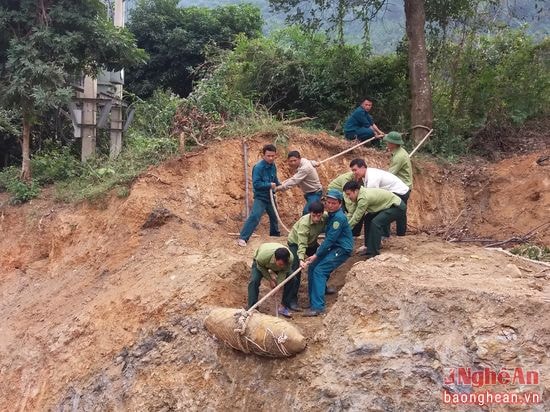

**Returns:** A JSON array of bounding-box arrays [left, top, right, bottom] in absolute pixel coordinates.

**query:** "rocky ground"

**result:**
[[1, 130, 548, 410]]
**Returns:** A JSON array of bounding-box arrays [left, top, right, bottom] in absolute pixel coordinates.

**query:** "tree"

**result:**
[[268, 0, 386, 47], [404, 0, 433, 143], [126, 0, 263, 98], [0, 0, 146, 180]]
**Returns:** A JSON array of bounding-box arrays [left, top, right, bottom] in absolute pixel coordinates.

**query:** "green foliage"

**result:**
[[0, 167, 40, 205], [128, 89, 183, 140], [126, 0, 263, 97], [55, 92, 179, 202], [0, 0, 146, 116], [511, 244, 550, 262], [430, 28, 550, 155], [0, 91, 179, 204], [31, 146, 81, 185], [194, 27, 409, 130]]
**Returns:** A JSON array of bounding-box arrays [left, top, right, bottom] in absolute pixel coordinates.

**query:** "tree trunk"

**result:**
[[336, 0, 346, 46], [20, 117, 32, 181], [404, 0, 433, 144]]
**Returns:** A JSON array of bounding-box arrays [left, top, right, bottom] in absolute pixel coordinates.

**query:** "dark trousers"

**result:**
[[365, 201, 407, 257], [247, 260, 292, 309], [308, 248, 350, 311], [344, 127, 374, 141], [393, 189, 411, 235], [284, 242, 319, 307], [303, 190, 323, 216], [239, 197, 280, 242]]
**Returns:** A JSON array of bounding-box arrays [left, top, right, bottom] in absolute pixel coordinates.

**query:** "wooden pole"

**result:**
[[243, 141, 250, 218], [317, 136, 377, 165], [409, 128, 434, 158], [247, 267, 302, 313]]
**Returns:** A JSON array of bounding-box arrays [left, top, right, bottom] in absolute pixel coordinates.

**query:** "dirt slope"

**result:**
[[0, 130, 548, 410]]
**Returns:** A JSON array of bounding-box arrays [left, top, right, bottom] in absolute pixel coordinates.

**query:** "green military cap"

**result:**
[[383, 131, 404, 145]]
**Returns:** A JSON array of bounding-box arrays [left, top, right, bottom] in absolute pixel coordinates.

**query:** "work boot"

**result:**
[[325, 286, 337, 295], [302, 309, 325, 317], [278, 306, 292, 318], [288, 302, 302, 312]]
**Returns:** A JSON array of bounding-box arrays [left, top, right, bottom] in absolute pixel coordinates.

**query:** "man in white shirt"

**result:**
[[349, 158, 410, 239], [276, 151, 323, 215], [349, 158, 409, 199]]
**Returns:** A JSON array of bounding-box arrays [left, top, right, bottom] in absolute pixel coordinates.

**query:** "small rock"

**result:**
[[505, 264, 523, 278], [189, 327, 199, 335]]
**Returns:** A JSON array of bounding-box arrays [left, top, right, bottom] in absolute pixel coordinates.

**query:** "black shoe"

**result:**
[[288, 302, 302, 312], [325, 286, 337, 295]]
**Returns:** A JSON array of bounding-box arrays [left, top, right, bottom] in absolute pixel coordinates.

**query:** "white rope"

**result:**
[[269, 189, 291, 233]]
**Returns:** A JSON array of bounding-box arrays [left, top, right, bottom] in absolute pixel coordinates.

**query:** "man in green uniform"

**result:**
[[328, 171, 362, 212], [343, 181, 406, 258], [284, 201, 327, 311], [384, 131, 413, 191], [344, 182, 369, 236], [247, 243, 294, 317]]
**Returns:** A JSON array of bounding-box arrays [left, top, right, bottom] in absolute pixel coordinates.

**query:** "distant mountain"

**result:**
[[124, 0, 548, 54]]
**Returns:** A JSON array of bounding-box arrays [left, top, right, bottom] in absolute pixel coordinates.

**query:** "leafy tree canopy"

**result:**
[[126, 0, 263, 97], [0, 0, 147, 178], [0, 0, 146, 118]]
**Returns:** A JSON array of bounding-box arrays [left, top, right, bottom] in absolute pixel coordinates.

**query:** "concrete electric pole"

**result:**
[[110, 0, 124, 159]]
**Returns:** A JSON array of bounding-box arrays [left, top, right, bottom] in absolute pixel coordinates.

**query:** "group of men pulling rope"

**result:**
[[237, 101, 414, 318]]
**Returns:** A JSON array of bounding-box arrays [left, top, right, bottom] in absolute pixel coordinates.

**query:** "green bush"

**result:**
[[31, 146, 81, 184], [430, 28, 550, 154], [193, 27, 409, 130], [55, 91, 180, 202], [128, 89, 183, 141], [0, 167, 40, 204], [511, 244, 550, 262]]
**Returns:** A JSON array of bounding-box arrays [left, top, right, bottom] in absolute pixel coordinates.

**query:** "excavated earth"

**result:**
[[0, 129, 549, 411]]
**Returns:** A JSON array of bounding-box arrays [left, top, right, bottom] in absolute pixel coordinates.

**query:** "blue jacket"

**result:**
[[315, 208, 353, 258], [252, 159, 280, 201], [344, 106, 374, 134]]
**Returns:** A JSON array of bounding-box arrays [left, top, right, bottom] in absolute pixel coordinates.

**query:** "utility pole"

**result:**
[[110, 0, 124, 158], [81, 76, 97, 161]]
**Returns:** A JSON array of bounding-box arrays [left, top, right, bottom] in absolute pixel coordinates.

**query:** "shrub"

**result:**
[[0, 167, 40, 204], [193, 27, 409, 130], [31, 146, 81, 184]]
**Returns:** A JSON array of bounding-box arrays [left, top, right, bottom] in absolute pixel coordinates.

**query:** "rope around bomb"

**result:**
[[234, 266, 303, 335]]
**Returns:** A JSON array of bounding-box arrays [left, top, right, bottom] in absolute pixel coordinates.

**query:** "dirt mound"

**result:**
[[0, 129, 549, 410]]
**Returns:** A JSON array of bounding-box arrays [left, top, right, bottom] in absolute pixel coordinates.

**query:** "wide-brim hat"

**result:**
[[383, 131, 404, 145], [326, 189, 343, 201]]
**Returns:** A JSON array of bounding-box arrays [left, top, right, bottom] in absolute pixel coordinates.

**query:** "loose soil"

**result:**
[[1, 129, 548, 411]]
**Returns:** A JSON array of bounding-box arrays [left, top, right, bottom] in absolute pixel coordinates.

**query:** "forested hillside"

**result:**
[[126, 0, 548, 54]]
